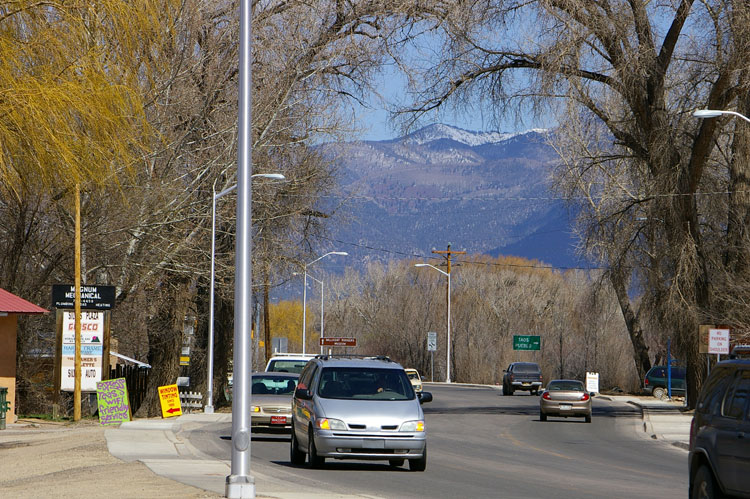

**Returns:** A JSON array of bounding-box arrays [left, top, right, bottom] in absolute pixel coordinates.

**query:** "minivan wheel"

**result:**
[[290, 427, 306, 465], [653, 387, 666, 400], [584, 414, 592, 423], [692, 465, 721, 499], [308, 428, 325, 468], [540, 411, 547, 422], [409, 446, 426, 472]]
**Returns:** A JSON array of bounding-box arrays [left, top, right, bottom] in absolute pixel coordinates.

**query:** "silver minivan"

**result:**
[[290, 355, 432, 471]]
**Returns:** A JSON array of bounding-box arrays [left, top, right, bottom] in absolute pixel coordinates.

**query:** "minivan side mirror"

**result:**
[[295, 388, 312, 400], [418, 391, 433, 404]]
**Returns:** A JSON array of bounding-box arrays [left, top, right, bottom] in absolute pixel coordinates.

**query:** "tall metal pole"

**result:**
[[226, 0, 253, 495], [302, 267, 308, 354], [206, 188, 218, 415], [320, 279, 324, 352], [446, 270, 451, 384]]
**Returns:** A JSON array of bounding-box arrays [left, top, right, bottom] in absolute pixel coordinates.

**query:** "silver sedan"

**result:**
[[250, 372, 299, 431], [539, 379, 593, 423]]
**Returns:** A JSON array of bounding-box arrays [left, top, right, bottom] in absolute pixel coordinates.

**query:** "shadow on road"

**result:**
[[273, 461, 412, 472]]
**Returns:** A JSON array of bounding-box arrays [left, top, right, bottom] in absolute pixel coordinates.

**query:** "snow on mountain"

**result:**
[[399, 123, 547, 147]]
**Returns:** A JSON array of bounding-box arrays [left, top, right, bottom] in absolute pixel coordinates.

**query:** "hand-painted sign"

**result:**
[[158, 384, 182, 418], [96, 378, 131, 425]]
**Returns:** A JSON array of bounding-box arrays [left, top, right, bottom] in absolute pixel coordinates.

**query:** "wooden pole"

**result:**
[[74, 183, 82, 421]]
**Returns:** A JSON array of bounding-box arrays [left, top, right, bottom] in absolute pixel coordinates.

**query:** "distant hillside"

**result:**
[[321, 124, 582, 269]]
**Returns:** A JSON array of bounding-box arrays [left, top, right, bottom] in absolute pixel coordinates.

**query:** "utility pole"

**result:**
[[431, 244, 465, 383]]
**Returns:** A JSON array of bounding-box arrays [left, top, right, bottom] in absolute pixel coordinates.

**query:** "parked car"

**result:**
[[539, 379, 594, 423], [502, 362, 543, 395], [643, 365, 686, 399], [689, 359, 750, 499], [265, 353, 315, 374], [250, 372, 299, 431], [405, 368, 423, 393], [290, 355, 432, 471]]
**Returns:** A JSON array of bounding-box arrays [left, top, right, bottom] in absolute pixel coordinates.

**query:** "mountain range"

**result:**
[[320, 124, 583, 270]]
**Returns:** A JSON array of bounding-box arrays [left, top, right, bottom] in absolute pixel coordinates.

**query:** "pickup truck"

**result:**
[[502, 362, 543, 395]]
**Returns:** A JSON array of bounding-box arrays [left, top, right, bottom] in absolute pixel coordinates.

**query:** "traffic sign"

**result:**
[[427, 332, 437, 352], [708, 328, 730, 355], [513, 335, 540, 351], [158, 384, 182, 418], [319, 337, 357, 347]]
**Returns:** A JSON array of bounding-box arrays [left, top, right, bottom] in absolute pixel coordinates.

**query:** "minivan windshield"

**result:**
[[317, 367, 415, 400]]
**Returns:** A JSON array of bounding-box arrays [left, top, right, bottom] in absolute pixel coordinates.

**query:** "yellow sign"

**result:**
[[158, 384, 182, 418], [179, 356, 190, 366]]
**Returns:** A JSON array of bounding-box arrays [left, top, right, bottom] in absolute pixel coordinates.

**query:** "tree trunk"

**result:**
[[135, 275, 189, 418], [609, 270, 651, 380]]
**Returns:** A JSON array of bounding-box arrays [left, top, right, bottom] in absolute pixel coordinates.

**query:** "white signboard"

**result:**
[[586, 372, 599, 394], [427, 332, 437, 352], [61, 311, 104, 391], [708, 328, 730, 355]]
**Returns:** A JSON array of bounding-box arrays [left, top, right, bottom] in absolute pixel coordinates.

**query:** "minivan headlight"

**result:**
[[400, 420, 425, 432], [316, 418, 347, 430]]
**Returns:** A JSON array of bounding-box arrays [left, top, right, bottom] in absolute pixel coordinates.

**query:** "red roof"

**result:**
[[0, 288, 48, 314]]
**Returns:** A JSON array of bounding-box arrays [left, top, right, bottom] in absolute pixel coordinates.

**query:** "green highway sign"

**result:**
[[513, 335, 540, 351]]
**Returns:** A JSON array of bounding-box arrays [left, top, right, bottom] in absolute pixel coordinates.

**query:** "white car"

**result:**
[[265, 353, 315, 374], [405, 368, 423, 393]]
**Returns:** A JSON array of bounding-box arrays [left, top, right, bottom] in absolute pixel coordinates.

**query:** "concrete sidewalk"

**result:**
[[603, 394, 692, 450], [105, 413, 373, 498]]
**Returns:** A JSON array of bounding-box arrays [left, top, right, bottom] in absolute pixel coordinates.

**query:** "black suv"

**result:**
[[502, 362, 543, 395], [689, 359, 750, 499]]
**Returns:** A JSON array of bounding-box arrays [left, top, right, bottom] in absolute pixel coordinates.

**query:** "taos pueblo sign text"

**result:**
[[52, 284, 116, 310]]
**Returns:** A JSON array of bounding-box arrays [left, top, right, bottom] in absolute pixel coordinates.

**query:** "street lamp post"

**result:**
[[206, 174, 284, 416], [306, 275, 325, 353], [414, 263, 452, 383], [301, 251, 347, 354], [693, 109, 750, 123]]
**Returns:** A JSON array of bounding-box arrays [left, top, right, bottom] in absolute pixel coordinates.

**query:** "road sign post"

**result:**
[[427, 332, 437, 382]]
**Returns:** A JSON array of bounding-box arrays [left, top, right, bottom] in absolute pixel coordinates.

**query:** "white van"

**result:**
[[265, 353, 315, 374]]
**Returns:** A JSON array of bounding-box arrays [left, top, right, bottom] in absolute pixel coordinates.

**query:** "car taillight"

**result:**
[[644, 378, 649, 386], [542, 392, 551, 400], [539, 374, 543, 381], [581, 393, 590, 401], [510, 374, 515, 381]]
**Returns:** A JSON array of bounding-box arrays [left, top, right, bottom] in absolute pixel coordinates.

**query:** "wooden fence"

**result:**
[[109, 364, 150, 415]]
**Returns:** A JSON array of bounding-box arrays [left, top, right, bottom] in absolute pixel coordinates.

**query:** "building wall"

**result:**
[[0, 314, 18, 422]]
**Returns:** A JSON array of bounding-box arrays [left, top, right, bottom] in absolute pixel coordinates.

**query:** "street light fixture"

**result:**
[[693, 109, 750, 123], [206, 173, 285, 417], [414, 263, 452, 383], [294, 272, 325, 353], [301, 251, 347, 354]]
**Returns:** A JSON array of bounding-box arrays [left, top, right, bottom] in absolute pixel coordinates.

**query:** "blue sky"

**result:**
[[352, 63, 549, 142]]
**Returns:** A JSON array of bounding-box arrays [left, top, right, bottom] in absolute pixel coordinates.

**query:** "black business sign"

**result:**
[[52, 284, 116, 310]]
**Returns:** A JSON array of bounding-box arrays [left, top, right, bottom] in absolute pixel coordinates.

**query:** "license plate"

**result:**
[[271, 416, 287, 424], [362, 439, 385, 449], [559, 404, 572, 410], [522, 382, 531, 386]]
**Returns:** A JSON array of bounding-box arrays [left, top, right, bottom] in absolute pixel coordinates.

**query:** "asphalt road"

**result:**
[[186, 384, 688, 498]]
